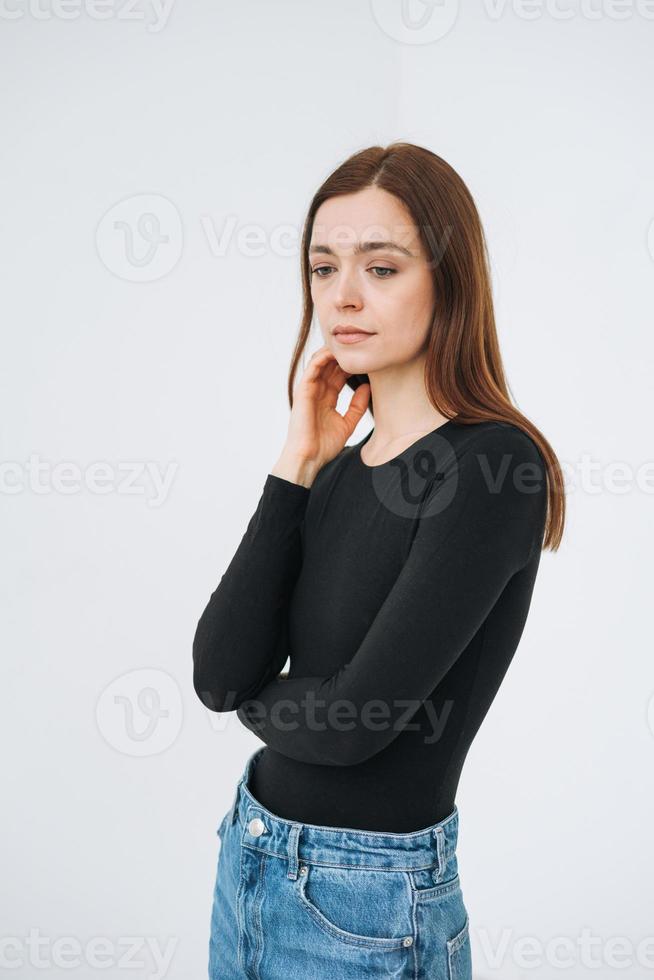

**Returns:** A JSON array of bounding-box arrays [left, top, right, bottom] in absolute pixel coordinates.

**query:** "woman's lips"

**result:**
[[333, 331, 375, 345]]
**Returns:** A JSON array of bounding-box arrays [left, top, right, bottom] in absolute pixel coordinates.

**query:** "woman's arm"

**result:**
[[192, 473, 310, 711], [192, 346, 371, 713], [236, 427, 548, 765]]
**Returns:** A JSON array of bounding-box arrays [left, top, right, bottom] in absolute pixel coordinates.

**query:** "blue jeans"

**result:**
[[209, 747, 472, 979]]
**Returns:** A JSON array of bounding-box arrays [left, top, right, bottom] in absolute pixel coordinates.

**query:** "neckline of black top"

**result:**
[[354, 416, 459, 470]]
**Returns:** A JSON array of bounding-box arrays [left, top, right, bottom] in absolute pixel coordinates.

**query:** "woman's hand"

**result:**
[[271, 346, 371, 487]]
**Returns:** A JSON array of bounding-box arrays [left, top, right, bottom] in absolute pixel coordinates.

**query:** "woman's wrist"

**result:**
[[270, 451, 322, 489]]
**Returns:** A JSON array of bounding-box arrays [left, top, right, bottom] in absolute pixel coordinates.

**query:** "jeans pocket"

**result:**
[[295, 863, 415, 950], [447, 912, 472, 980]]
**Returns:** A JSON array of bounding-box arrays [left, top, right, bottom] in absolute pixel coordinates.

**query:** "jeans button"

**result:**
[[248, 817, 266, 837]]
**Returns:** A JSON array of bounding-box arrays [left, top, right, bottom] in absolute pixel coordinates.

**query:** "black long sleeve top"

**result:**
[[193, 418, 548, 832]]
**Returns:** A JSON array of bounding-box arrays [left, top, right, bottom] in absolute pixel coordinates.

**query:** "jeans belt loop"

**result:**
[[432, 825, 445, 883], [229, 781, 241, 825], [286, 823, 303, 880]]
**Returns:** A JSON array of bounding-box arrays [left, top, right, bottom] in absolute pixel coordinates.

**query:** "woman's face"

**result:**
[[309, 186, 435, 373]]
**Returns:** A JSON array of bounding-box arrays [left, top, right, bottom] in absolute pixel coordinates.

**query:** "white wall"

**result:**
[[1, 1, 652, 978]]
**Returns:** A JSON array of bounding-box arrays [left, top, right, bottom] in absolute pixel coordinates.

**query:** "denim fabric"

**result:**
[[209, 747, 472, 979]]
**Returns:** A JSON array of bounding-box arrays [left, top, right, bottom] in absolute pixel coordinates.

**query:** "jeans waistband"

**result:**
[[226, 747, 459, 883]]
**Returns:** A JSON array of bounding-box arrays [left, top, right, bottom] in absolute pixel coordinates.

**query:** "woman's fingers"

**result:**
[[304, 346, 336, 378], [299, 345, 368, 435], [322, 358, 350, 395], [286, 345, 370, 464], [302, 347, 352, 397], [341, 383, 371, 434], [305, 346, 354, 384]]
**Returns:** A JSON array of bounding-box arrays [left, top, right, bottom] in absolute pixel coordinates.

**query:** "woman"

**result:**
[[193, 142, 565, 979]]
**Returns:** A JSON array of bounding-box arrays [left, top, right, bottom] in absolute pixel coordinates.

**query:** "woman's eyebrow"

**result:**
[[309, 240, 417, 258]]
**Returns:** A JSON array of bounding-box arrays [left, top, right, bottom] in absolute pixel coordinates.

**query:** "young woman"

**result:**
[[193, 142, 565, 979]]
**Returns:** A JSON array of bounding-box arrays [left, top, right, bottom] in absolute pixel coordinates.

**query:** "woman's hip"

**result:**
[[209, 746, 471, 979]]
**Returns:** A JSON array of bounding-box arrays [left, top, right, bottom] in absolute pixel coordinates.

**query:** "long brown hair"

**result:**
[[287, 142, 565, 552]]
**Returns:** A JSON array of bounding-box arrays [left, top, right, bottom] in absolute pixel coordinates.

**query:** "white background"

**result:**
[[2, 1, 653, 978]]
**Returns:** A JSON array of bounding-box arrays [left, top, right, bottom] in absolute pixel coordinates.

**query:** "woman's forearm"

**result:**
[[192, 473, 310, 712]]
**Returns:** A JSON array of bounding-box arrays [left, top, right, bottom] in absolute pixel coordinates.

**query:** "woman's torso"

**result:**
[[248, 419, 545, 832]]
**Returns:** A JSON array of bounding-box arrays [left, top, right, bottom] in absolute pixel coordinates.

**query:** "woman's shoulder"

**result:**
[[424, 420, 547, 511], [442, 418, 544, 464]]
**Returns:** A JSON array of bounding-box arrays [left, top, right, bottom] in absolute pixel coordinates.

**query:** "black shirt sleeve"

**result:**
[[235, 428, 548, 766], [192, 473, 310, 711]]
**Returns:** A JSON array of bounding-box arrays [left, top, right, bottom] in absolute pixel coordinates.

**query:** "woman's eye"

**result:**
[[310, 265, 397, 279]]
